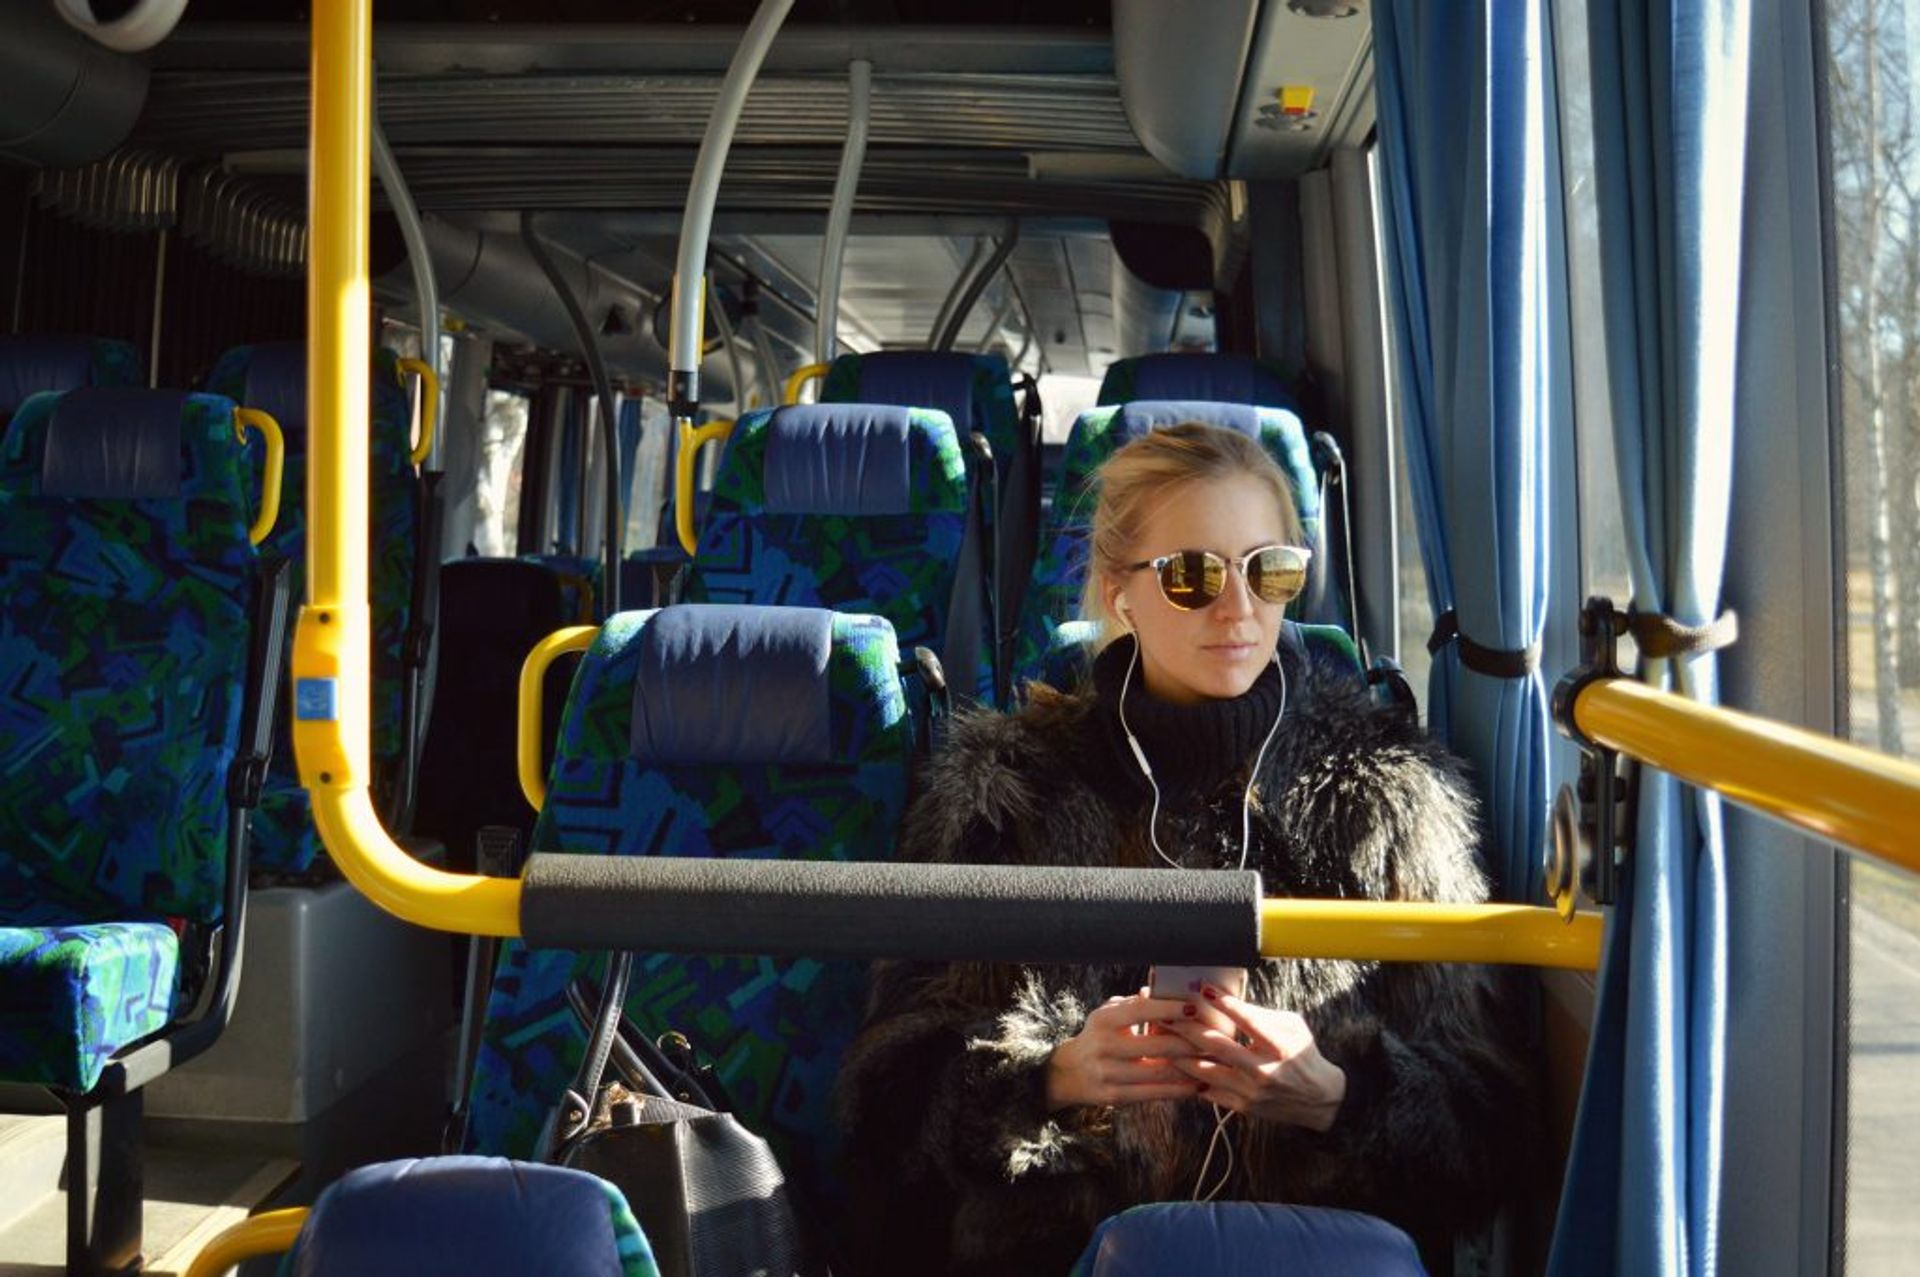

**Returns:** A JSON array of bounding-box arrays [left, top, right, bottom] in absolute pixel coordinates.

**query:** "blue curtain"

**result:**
[[1546, 3, 1749, 1274], [1374, 0, 1561, 902]]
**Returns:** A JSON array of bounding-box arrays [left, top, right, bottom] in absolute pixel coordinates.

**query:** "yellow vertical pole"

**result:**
[[293, 0, 519, 936]]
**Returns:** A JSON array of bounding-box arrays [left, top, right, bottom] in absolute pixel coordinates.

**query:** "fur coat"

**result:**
[[834, 640, 1538, 1276]]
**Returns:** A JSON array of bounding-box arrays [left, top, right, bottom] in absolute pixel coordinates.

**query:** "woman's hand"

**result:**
[[1164, 987, 1348, 1132], [1044, 989, 1208, 1112]]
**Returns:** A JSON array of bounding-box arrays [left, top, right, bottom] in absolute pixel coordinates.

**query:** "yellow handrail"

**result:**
[[1262, 900, 1602, 970], [1571, 677, 1920, 875], [396, 356, 438, 465], [292, 0, 1601, 970], [674, 416, 733, 554], [295, 0, 519, 938], [518, 625, 600, 812], [184, 1208, 308, 1277], [783, 361, 830, 405], [232, 407, 284, 547]]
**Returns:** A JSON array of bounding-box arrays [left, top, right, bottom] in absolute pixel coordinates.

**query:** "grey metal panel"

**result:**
[[151, 24, 1116, 76], [1111, 0, 1260, 180], [137, 72, 1141, 153], [1224, 2, 1376, 178], [1717, 1, 1839, 1272], [0, 3, 147, 168]]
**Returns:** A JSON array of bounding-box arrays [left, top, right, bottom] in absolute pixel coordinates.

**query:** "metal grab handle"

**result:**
[[396, 356, 439, 465], [674, 417, 733, 554], [233, 407, 284, 546], [783, 362, 830, 405], [517, 626, 600, 812]]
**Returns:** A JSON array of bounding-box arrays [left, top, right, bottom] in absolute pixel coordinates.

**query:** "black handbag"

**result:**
[[544, 953, 813, 1277]]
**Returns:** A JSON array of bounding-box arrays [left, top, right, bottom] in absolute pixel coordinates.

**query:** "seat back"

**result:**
[[1096, 352, 1302, 409], [414, 558, 579, 872], [1069, 1202, 1426, 1277], [683, 403, 994, 701], [0, 336, 144, 426], [285, 1156, 656, 1277], [0, 389, 258, 924], [204, 343, 420, 872], [463, 605, 914, 1201], [1010, 400, 1322, 691], [821, 351, 1039, 635]]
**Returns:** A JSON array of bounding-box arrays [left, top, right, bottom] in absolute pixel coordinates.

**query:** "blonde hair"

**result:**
[[1077, 422, 1305, 647]]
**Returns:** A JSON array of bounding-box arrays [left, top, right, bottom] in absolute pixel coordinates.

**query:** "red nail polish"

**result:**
[[1202, 987, 1218, 1001], [1183, 1004, 1197, 1017], [1196, 1083, 1209, 1093]]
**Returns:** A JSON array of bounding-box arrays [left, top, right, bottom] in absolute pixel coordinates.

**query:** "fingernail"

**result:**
[[1195, 1083, 1209, 1093], [1183, 1004, 1197, 1017], [1201, 987, 1218, 1001]]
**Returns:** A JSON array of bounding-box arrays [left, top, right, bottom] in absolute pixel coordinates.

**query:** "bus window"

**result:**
[[624, 394, 672, 552], [1822, 0, 1920, 1268], [476, 388, 529, 558]]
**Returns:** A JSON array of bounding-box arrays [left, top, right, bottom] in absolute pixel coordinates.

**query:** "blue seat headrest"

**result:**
[[0, 338, 123, 418], [631, 604, 838, 766], [1111, 353, 1299, 408], [231, 343, 310, 434], [1073, 1202, 1427, 1276], [848, 351, 983, 432], [762, 404, 920, 515], [41, 389, 189, 499], [288, 1156, 638, 1277], [1115, 400, 1263, 440]]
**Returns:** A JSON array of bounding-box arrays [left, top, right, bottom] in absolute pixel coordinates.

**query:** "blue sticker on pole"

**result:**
[[295, 678, 339, 721]]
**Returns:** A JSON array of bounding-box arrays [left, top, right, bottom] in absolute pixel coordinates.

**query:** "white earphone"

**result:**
[[1115, 636, 1287, 874]]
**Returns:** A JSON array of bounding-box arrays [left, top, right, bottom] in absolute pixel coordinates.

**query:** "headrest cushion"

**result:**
[[289, 1157, 631, 1277], [631, 604, 837, 766], [232, 343, 309, 433], [1111, 353, 1298, 409], [762, 404, 918, 515], [1115, 400, 1263, 440], [0, 337, 138, 418], [848, 351, 982, 432], [42, 389, 188, 499]]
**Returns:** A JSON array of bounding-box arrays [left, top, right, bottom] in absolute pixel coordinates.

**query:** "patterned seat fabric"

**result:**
[[0, 388, 258, 1089], [682, 403, 993, 700], [822, 351, 1037, 695], [0, 336, 145, 424], [1095, 352, 1303, 410], [463, 605, 913, 1210], [205, 344, 420, 873], [1009, 401, 1321, 692]]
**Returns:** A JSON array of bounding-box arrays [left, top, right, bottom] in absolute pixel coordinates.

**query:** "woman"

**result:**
[[835, 423, 1535, 1275]]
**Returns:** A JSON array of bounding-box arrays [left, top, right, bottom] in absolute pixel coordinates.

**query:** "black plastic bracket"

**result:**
[[1551, 595, 1633, 907]]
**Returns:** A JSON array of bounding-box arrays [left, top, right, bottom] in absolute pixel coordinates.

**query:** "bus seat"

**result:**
[[1037, 618, 1363, 695], [0, 389, 273, 1092], [683, 403, 997, 703], [205, 342, 427, 872], [0, 336, 144, 426], [1068, 1202, 1426, 1277], [1009, 400, 1324, 693], [281, 1156, 655, 1277], [414, 558, 579, 872], [821, 350, 1040, 643], [524, 553, 605, 623], [462, 605, 914, 1209], [1096, 352, 1303, 410]]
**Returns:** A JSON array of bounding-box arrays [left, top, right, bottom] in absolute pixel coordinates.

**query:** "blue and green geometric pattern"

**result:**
[[206, 344, 420, 873], [0, 914, 180, 1091], [683, 406, 977, 692], [463, 609, 912, 1207], [0, 391, 256, 923], [1008, 403, 1320, 691]]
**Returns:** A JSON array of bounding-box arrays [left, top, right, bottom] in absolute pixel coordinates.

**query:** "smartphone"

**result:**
[[1148, 965, 1248, 1002]]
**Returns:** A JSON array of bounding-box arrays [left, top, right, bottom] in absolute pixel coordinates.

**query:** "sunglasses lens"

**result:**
[[1248, 547, 1309, 604], [1158, 550, 1225, 610]]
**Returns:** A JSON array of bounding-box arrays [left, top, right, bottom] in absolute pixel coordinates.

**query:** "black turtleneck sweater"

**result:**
[[1089, 633, 1290, 803]]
